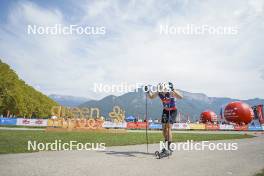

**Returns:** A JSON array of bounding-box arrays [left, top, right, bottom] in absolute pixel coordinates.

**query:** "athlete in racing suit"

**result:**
[[147, 82, 183, 153]]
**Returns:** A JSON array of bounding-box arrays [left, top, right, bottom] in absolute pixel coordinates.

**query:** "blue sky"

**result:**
[[0, 0, 264, 100]]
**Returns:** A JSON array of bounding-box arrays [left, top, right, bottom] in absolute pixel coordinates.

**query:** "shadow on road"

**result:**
[[98, 150, 154, 158]]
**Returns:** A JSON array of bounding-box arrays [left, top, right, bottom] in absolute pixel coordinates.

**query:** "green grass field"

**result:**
[[0, 130, 254, 154], [255, 169, 264, 176]]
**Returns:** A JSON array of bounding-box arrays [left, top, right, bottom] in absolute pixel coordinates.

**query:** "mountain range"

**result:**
[[49, 94, 90, 107], [2, 58, 262, 120], [79, 89, 264, 121]]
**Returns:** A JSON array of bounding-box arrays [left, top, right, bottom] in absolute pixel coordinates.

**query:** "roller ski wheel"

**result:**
[[155, 149, 172, 159], [155, 151, 161, 159]]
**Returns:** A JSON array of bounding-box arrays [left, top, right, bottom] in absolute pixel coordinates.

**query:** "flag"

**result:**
[[257, 105, 264, 124]]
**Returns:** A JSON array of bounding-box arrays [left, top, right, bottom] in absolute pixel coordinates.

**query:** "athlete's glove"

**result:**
[[168, 82, 174, 91]]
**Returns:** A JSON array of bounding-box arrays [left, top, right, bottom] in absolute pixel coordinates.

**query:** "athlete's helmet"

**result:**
[[157, 82, 170, 92]]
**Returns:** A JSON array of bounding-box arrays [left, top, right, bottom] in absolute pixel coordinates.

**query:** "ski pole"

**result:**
[[145, 90, 149, 153], [167, 92, 171, 158]]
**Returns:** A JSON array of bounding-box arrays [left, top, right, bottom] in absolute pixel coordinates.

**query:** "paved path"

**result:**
[[0, 135, 264, 176]]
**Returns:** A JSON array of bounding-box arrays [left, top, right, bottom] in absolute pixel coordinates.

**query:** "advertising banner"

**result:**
[[126, 122, 137, 129], [189, 123, 205, 130], [172, 123, 190, 130], [127, 122, 148, 129], [0, 118, 17, 125], [233, 125, 248, 131], [47, 119, 63, 127], [205, 124, 219, 130], [149, 123, 162, 129], [103, 121, 127, 128], [16, 118, 48, 126], [47, 118, 105, 129], [248, 125, 263, 131], [219, 124, 234, 130]]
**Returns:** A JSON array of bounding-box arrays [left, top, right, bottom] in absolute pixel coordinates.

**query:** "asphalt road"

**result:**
[[0, 134, 264, 176]]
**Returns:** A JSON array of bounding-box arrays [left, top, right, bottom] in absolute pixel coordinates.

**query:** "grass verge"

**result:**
[[255, 169, 264, 176], [0, 130, 254, 154]]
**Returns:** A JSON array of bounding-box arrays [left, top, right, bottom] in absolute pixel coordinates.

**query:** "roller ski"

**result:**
[[155, 148, 172, 159]]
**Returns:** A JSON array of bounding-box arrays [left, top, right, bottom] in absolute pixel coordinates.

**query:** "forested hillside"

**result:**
[[0, 59, 58, 118]]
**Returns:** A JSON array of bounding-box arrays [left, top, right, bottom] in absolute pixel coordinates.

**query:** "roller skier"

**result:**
[[145, 82, 183, 158]]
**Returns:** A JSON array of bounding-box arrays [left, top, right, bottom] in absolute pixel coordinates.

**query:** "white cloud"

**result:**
[[0, 0, 264, 100]]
